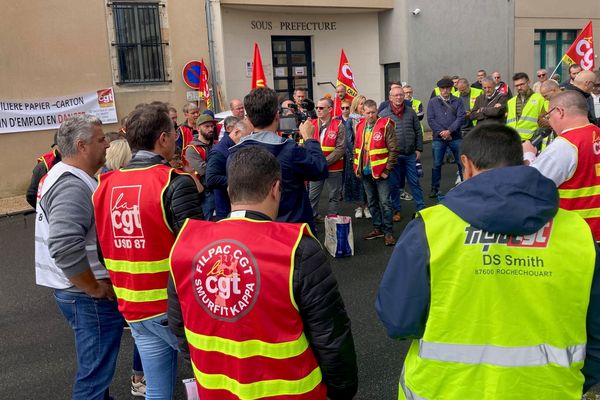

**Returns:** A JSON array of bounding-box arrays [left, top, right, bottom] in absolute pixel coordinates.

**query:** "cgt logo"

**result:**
[[576, 38, 594, 70], [110, 186, 143, 239], [193, 240, 260, 322], [97, 88, 114, 108], [464, 221, 553, 252]]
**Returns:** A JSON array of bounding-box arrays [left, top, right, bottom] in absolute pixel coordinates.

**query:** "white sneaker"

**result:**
[[363, 207, 372, 219], [131, 376, 146, 397], [354, 207, 363, 219], [399, 191, 413, 201], [455, 172, 463, 185]]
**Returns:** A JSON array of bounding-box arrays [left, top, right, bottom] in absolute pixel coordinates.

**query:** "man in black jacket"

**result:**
[[379, 85, 424, 221], [168, 145, 357, 399]]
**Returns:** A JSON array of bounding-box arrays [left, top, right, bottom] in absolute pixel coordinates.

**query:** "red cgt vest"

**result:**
[[37, 148, 59, 172], [170, 218, 327, 400], [93, 164, 178, 322], [311, 118, 344, 172], [354, 117, 394, 179], [558, 124, 600, 241], [178, 125, 195, 152]]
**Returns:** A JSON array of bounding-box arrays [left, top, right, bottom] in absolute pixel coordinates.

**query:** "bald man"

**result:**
[[524, 90, 600, 243], [538, 80, 562, 132], [573, 70, 599, 124], [230, 99, 245, 119]]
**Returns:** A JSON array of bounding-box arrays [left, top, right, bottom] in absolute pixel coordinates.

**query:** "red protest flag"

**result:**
[[200, 59, 213, 110], [333, 49, 359, 117], [251, 43, 267, 89], [562, 21, 595, 70]]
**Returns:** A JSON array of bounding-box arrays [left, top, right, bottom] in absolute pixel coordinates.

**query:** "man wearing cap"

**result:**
[[185, 113, 217, 219], [427, 78, 466, 198]]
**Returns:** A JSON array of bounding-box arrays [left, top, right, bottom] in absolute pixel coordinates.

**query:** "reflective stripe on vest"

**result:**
[[399, 368, 427, 400], [185, 327, 310, 359], [311, 118, 344, 172], [104, 258, 170, 274], [354, 117, 394, 178], [399, 204, 595, 400], [113, 286, 167, 303], [418, 339, 585, 368], [191, 362, 322, 400], [506, 93, 545, 140], [558, 125, 600, 241], [170, 218, 326, 400], [93, 165, 176, 322]]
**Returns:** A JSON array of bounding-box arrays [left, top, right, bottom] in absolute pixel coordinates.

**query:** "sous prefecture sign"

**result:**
[[0, 88, 118, 134]]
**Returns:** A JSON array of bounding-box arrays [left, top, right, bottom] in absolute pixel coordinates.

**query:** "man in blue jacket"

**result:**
[[205, 118, 251, 220], [376, 124, 600, 399], [229, 87, 328, 233], [426, 78, 465, 198]]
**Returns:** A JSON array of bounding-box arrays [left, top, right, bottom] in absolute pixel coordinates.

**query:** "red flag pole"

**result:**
[[251, 43, 267, 89], [334, 49, 358, 117]]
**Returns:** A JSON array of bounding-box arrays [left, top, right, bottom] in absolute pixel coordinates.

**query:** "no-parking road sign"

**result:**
[[182, 60, 202, 89]]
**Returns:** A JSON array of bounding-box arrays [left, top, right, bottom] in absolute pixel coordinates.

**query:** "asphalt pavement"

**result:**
[[0, 143, 463, 399]]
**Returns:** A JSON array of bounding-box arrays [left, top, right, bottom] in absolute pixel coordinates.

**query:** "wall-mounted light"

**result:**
[[412, 8, 421, 15]]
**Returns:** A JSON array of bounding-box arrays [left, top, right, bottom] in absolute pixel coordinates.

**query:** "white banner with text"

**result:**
[[0, 88, 118, 134]]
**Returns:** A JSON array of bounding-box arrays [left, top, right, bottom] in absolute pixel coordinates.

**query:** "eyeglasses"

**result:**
[[341, 106, 350, 110], [316, 106, 329, 110], [537, 73, 546, 78], [543, 106, 559, 120]]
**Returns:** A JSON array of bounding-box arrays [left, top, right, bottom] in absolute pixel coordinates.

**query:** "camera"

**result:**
[[279, 98, 317, 140]]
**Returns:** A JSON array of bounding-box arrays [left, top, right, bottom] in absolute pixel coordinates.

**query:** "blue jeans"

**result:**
[[362, 174, 393, 235], [431, 139, 463, 190], [54, 290, 124, 400], [343, 153, 366, 204], [133, 343, 144, 375], [389, 153, 425, 212], [309, 171, 343, 216], [129, 314, 179, 400]]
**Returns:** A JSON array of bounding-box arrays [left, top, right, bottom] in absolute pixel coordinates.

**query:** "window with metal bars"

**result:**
[[112, 2, 168, 84]]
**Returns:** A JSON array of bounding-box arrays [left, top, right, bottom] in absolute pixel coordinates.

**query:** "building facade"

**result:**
[[0, 0, 598, 198]]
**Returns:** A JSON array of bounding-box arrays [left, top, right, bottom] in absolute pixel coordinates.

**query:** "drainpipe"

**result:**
[[205, 0, 220, 112]]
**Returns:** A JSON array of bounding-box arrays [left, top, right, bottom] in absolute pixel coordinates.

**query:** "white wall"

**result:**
[[218, 8, 383, 103]]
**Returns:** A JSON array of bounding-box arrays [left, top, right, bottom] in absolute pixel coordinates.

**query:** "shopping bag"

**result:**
[[324, 215, 354, 257], [183, 378, 200, 400]]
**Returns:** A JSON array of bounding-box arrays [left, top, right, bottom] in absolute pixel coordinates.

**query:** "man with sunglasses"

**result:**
[[308, 97, 346, 221], [93, 102, 204, 399], [533, 69, 549, 93], [524, 90, 600, 242]]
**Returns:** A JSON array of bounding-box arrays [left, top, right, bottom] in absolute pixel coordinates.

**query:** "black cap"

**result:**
[[437, 78, 454, 88]]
